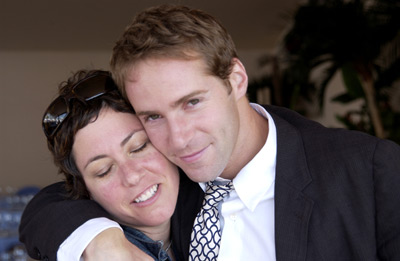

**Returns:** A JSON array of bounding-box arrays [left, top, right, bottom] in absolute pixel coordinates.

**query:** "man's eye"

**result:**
[[146, 114, 160, 121], [188, 98, 200, 106]]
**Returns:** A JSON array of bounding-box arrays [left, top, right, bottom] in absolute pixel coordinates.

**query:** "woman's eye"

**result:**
[[97, 166, 112, 178], [130, 141, 148, 155]]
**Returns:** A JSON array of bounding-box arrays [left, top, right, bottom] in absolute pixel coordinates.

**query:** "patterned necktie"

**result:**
[[189, 181, 234, 260]]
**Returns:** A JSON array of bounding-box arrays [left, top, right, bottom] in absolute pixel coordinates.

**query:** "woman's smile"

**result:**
[[134, 184, 159, 203]]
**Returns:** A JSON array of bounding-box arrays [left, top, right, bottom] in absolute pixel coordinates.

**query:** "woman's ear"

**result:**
[[229, 58, 248, 101]]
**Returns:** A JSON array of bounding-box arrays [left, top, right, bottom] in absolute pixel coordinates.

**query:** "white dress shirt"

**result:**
[[58, 103, 277, 261], [217, 103, 277, 260]]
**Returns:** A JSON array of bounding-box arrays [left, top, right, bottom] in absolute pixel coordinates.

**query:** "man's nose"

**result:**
[[167, 117, 192, 150]]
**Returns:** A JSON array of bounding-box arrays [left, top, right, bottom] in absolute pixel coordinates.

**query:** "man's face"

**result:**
[[125, 58, 242, 182]]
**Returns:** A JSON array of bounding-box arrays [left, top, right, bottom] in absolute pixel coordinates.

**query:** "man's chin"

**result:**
[[185, 169, 219, 183]]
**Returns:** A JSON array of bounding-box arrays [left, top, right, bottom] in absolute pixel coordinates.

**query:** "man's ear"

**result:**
[[229, 58, 248, 100]]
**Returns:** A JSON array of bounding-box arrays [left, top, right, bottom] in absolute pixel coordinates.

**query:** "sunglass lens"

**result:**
[[74, 74, 116, 100], [42, 97, 68, 137]]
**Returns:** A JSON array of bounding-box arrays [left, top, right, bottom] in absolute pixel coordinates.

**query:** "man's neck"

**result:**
[[221, 102, 269, 180]]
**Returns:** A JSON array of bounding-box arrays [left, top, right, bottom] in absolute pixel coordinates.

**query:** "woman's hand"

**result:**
[[83, 227, 153, 261]]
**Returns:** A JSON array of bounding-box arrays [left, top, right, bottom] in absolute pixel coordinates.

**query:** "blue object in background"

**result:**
[[16, 186, 40, 196], [0, 186, 40, 260]]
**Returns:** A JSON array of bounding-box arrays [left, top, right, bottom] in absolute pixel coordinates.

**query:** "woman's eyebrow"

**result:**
[[120, 129, 143, 147], [84, 155, 107, 170]]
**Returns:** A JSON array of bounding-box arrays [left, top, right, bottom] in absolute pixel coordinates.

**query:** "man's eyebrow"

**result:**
[[136, 90, 207, 117], [171, 90, 206, 108], [136, 110, 156, 117]]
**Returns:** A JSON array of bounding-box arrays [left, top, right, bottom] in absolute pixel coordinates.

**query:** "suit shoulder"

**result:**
[[264, 104, 384, 150]]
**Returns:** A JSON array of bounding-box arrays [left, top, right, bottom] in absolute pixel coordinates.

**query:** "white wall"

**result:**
[[1, 49, 281, 190], [0, 51, 112, 189], [0, 48, 353, 190]]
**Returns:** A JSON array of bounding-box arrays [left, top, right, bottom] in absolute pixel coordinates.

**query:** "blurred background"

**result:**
[[0, 0, 399, 259], [1, 0, 305, 190]]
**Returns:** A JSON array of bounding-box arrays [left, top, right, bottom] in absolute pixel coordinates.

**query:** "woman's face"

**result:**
[[72, 108, 180, 230]]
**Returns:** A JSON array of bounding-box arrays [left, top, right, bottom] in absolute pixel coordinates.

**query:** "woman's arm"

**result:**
[[19, 182, 111, 260], [83, 228, 153, 261]]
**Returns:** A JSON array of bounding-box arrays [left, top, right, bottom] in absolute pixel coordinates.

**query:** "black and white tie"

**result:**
[[189, 181, 234, 260]]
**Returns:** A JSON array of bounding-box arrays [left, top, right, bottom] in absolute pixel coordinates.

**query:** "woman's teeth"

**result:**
[[134, 184, 158, 203]]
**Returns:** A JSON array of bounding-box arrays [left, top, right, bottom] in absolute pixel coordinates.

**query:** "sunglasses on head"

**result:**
[[42, 72, 118, 139]]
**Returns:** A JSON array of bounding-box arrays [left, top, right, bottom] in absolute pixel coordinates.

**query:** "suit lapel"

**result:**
[[269, 109, 314, 261], [174, 106, 315, 260]]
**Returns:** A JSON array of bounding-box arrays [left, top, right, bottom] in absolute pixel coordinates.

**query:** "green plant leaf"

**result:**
[[331, 92, 359, 103], [340, 63, 365, 98]]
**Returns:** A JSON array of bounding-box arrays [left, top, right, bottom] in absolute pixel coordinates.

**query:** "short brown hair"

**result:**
[[110, 4, 238, 96], [46, 70, 134, 199]]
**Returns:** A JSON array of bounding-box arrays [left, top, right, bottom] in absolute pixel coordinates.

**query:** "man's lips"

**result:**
[[179, 145, 209, 163]]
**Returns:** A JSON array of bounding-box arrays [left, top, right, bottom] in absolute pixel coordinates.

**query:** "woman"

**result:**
[[42, 69, 179, 260]]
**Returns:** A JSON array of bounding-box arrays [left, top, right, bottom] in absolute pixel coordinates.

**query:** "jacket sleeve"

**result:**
[[19, 182, 111, 261], [374, 139, 400, 260]]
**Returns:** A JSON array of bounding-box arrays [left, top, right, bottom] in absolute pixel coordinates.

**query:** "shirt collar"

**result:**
[[232, 103, 277, 211], [200, 103, 277, 211]]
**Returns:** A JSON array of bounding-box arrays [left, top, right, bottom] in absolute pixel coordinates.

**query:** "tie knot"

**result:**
[[204, 181, 234, 207]]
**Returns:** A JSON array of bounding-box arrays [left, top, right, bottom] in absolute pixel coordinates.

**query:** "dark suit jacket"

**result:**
[[19, 105, 400, 260]]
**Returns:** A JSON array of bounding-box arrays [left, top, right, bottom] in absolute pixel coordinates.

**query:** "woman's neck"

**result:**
[[141, 220, 174, 260], [137, 219, 171, 244]]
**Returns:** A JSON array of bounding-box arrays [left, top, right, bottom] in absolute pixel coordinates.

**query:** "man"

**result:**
[[20, 4, 400, 261]]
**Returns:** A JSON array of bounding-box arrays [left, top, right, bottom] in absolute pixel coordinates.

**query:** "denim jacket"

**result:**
[[121, 225, 173, 261]]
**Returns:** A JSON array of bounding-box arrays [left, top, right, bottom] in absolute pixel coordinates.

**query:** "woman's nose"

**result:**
[[119, 160, 145, 186]]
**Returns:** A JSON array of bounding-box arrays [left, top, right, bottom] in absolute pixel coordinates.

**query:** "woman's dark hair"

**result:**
[[46, 70, 135, 199]]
